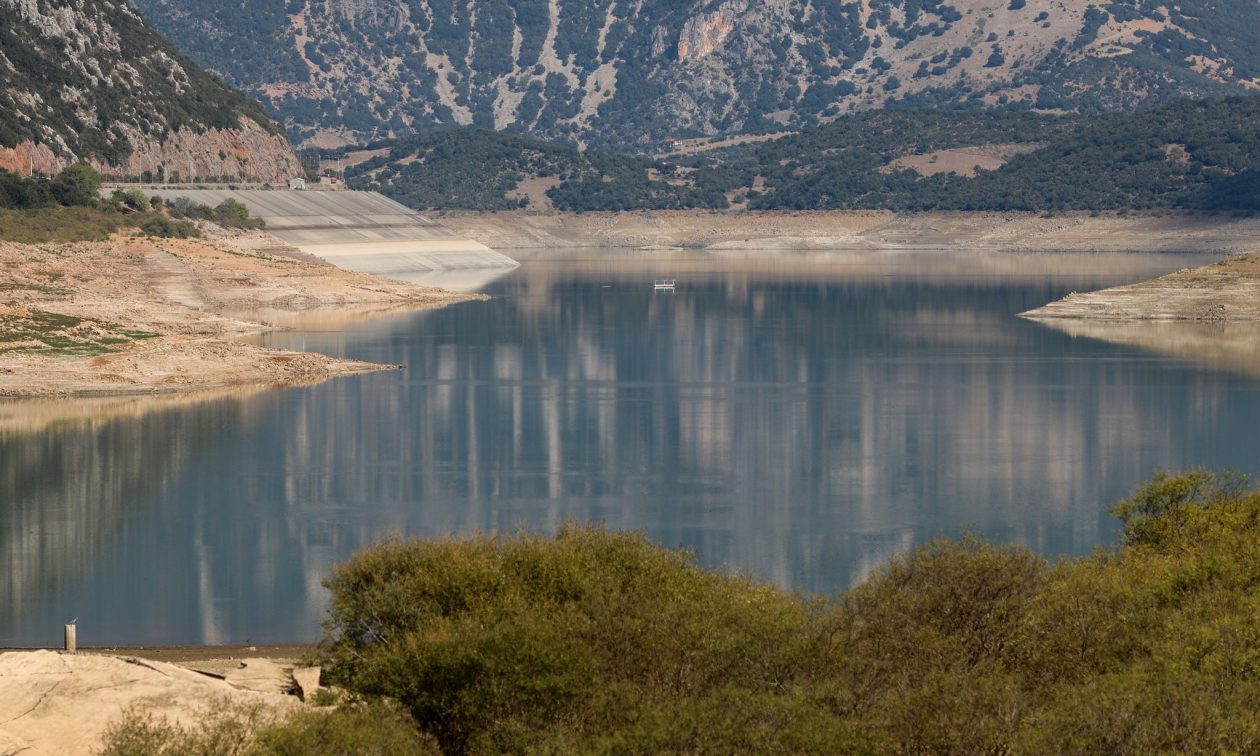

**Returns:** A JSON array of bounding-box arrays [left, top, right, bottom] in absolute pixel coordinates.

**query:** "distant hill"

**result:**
[[0, 0, 301, 182], [129, 0, 1260, 146], [342, 129, 727, 212], [341, 98, 1260, 213]]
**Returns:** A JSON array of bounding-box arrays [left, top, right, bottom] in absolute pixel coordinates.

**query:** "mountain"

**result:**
[[0, 0, 302, 182], [127, 0, 1260, 147], [341, 97, 1260, 212]]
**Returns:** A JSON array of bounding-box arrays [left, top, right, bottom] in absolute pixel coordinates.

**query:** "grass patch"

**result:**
[[0, 206, 125, 243], [0, 206, 201, 244], [0, 309, 158, 356]]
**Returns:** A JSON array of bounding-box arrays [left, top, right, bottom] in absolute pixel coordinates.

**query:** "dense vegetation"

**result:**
[[348, 97, 1260, 213], [0, 166, 260, 242], [343, 129, 727, 211], [0, 0, 285, 167], [748, 97, 1260, 211], [312, 473, 1260, 753], [130, 0, 1260, 145], [110, 471, 1260, 753]]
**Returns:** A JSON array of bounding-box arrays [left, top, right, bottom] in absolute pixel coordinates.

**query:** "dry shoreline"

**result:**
[[440, 209, 1260, 255], [0, 648, 317, 755], [0, 229, 483, 399], [1023, 253, 1260, 321]]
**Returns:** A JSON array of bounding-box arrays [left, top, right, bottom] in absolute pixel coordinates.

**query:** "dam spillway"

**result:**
[[147, 189, 517, 282]]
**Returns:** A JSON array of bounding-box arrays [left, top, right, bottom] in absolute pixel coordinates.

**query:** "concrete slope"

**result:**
[[149, 189, 518, 278]]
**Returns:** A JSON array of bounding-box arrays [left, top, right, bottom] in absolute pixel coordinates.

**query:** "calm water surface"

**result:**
[[5, 250, 1260, 646]]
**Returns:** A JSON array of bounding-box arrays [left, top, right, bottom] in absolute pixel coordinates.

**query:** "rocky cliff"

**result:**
[[0, 0, 302, 182], [127, 0, 1260, 146]]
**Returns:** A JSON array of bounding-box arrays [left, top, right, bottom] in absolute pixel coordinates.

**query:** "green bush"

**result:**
[[319, 524, 849, 753], [101, 700, 434, 756], [121, 188, 151, 212], [137, 213, 200, 239], [1, 165, 102, 210], [311, 472, 1260, 754], [49, 164, 103, 207], [213, 199, 265, 229]]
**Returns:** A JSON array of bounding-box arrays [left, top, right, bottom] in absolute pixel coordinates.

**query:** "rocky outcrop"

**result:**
[[0, 142, 62, 176], [0, 122, 301, 183], [676, 4, 739, 63], [0, 0, 300, 181], [115, 119, 303, 183]]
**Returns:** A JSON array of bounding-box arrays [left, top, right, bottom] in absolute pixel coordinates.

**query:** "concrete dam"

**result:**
[[148, 189, 517, 286]]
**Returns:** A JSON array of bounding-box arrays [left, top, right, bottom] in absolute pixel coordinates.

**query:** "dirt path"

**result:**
[[0, 230, 482, 398]]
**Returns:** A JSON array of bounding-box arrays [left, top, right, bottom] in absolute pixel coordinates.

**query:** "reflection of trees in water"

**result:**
[[0, 399, 250, 643], [274, 276, 1247, 596], [9, 270, 1251, 644]]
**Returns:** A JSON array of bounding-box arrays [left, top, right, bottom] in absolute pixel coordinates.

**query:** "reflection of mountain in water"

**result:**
[[8, 256, 1260, 646], [0, 395, 259, 645], [268, 264, 1260, 597]]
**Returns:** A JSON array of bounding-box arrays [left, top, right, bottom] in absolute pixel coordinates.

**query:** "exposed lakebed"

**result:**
[[5, 249, 1260, 647]]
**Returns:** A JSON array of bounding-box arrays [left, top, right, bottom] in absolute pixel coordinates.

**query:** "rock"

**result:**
[[223, 658, 295, 696], [292, 666, 322, 702], [0, 650, 298, 755]]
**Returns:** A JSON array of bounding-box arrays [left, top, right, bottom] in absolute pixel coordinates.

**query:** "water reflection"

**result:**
[[6, 250, 1260, 647]]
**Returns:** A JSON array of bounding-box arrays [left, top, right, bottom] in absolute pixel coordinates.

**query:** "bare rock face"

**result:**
[[0, 122, 301, 183], [0, 0, 301, 181], [0, 142, 63, 176], [677, 4, 739, 63], [117, 119, 304, 184]]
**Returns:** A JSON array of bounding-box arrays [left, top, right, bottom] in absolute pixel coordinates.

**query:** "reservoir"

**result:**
[[4, 250, 1260, 647]]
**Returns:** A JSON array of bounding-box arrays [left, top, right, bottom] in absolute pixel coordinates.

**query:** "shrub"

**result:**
[[311, 473, 1260, 753], [138, 214, 200, 239], [319, 523, 843, 753], [212, 199, 265, 229], [122, 188, 152, 211], [49, 164, 103, 207], [100, 700, 434, 756]]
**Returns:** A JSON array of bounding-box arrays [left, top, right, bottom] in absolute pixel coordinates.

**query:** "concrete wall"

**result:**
[[147, 189, 518, 277]]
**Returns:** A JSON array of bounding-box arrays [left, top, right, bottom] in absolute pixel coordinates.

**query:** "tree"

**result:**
[[50, 164, 103, 206]]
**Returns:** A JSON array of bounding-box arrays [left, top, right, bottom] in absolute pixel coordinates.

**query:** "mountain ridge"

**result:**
[[128, 0, 1260, 146], [0, 0, 302, 182]]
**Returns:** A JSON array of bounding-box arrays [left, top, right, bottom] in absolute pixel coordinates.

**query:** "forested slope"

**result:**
[[344, 98, 1260, 213]]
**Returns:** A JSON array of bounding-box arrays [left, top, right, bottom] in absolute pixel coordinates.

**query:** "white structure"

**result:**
[[288, 177, 307, 191]]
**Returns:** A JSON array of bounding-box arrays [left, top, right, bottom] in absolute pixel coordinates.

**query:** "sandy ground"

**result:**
[[439, 210, 1260, 254], [1023, 254, 1260, 321], [0, 229, 482, 398], [0, 650, 322, 755]]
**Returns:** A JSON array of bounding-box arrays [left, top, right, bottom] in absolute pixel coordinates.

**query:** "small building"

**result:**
[[288, 177, 307, 191]]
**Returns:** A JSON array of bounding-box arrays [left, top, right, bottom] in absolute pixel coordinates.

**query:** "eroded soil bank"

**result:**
[[0, 229, 481, 398], [1023, 254, 1260, 321], [440, 210, 1260, 254]]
